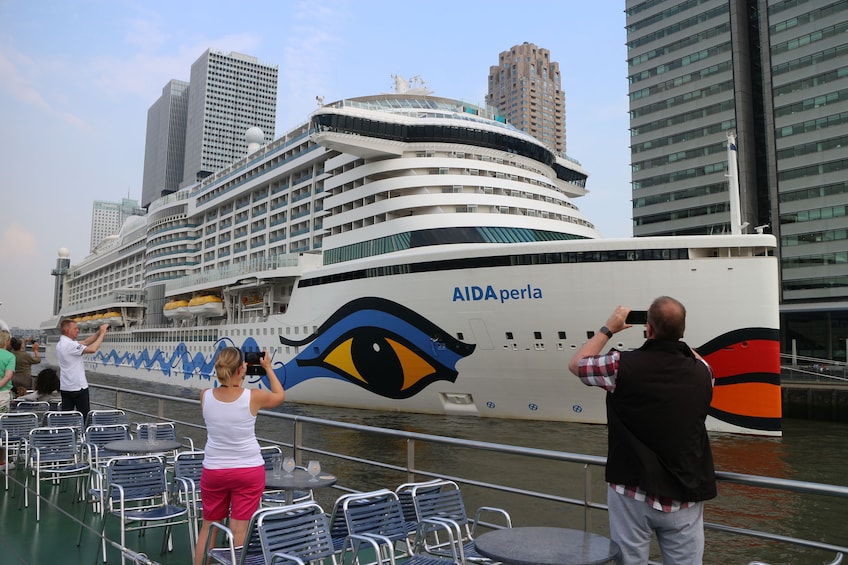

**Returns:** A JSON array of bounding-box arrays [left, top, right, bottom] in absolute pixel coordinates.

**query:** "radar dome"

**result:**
[[59, 247, 70, 258], [246, 127, 264, 154]]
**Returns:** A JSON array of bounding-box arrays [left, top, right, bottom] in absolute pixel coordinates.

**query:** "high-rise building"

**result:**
[[487, 42, 566, 154], [90, 198, 144, 252], [141, 80, 189, 208], [182, 49, 278, 186], [141, 50, 279, 208], [625, 0, 848, 358]]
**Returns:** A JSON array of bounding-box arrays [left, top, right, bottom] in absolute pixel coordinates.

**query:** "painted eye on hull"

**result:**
[[279, 297, 476, 399]]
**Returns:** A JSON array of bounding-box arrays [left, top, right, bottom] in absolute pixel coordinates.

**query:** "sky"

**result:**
[[0, 0, 632, 329]]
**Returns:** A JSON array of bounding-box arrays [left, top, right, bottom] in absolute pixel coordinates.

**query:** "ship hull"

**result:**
[[49, 236, 781, 435]]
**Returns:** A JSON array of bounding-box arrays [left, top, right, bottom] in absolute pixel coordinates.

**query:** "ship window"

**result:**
[[587, 330, 595, 339], [505, 332, 514, 340], [534, 331, 542, 339], [456, 332, 464, 340], [558, 331, 566, 339]]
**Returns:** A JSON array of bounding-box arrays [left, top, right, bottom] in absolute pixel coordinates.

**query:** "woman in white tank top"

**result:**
[[194, 347, 285, 565]]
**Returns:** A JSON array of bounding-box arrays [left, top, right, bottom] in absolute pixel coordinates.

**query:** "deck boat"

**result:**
[[1, 381, 843, 564], [41, 91, 781, 436]]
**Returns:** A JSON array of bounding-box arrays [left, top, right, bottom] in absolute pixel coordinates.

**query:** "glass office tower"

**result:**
[[626, 0, 848, 359]]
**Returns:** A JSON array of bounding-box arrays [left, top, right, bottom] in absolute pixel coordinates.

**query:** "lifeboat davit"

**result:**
[[188, 295, 224, 318], [163, 299, 191, 320], [102, 311, 124, 327]]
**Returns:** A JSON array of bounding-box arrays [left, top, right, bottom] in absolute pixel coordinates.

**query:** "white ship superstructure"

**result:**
[[44, 92, 782, 435]]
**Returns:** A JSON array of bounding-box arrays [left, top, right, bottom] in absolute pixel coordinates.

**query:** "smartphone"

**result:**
[[626, 310, 648, 325]]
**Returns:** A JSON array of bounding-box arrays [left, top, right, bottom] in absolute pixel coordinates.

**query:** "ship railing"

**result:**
[[163, 253, 304, 292], [84, 382, 848, 565], [781, 353, 848, 383], [58, 289, 147, 317]]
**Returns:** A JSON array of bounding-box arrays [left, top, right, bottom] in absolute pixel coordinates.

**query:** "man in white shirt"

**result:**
[[56, 319, 109, 421]]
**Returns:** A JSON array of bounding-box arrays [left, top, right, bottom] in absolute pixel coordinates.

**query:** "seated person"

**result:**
[[17, 368, 61, 403]]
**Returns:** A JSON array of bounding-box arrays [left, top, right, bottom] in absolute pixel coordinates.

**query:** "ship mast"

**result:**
[[726, 132, 744, 235]]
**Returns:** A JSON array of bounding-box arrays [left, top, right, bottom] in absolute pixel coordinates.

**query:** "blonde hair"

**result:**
[[0, 329, 10, 349], [214, 347, 243, 386]]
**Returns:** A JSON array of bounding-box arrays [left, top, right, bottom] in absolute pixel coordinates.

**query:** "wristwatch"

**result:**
[[599, 326, 613, 339]]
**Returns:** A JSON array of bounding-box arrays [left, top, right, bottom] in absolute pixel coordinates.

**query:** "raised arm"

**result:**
[[82, 324, 109, 354], [568, 306, 631, 376], [251, 350, 285, 413]]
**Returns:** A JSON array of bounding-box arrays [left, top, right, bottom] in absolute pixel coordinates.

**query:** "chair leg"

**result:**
[[96, 507, 109, 564]]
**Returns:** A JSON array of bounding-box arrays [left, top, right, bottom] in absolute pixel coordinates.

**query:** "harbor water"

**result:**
[[89, 373, 847, 565]]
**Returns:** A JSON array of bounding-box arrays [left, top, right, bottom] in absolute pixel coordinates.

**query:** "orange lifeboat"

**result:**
[[187, 295, 224, 318]]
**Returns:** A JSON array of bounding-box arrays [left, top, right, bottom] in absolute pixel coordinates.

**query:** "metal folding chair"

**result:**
[[94, 455, 190, 565], [21, 426, 90, 521], [44, 410, 85, 440], [407, 479, 512, 563], [12, 400, 51, 417], [204, 506, 280, 565], [0, 412, 41, 490], [342, 488, 464, 565], [83, 424, 131, 469], [259, 501, 340, 565], [172, 450, 205, 543], [136, 422, 186, 466], [87, 409, 129, 427]]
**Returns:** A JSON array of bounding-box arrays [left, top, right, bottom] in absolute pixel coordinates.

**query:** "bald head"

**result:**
[[647, 296, 686, 340]]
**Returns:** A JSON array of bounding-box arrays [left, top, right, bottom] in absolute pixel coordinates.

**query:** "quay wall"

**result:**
[[782, 382, 848, 422]]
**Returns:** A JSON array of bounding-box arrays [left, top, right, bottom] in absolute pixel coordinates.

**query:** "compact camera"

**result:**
[[243, 350, 266, 375]]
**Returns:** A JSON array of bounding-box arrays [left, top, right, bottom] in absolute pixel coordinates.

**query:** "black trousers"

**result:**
[[60, 388, 91, 422]]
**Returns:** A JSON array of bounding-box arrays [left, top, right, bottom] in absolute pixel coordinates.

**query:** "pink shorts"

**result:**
[[200, 465, 265, 521]]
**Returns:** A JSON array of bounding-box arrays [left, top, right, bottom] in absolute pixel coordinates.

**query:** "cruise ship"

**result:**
[[41, 90, 782, 435]]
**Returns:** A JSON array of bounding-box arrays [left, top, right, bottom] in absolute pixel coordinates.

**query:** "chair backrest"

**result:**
[[411, 479, 469, 527], [13, 401, 50, 414], [173, 450, 204, 481], [85, 424, 130, 447], [257, 502, 336, 565], [136, 422, 176, 442], [259, 445, 282, 470], [396, 478, 442, 523], [44, 411, 85, 437], [0, 412, 41, 442], [343, 489, 409, 543], [28, 426, 82, 463], [106, 456, 168, 503], [87, 409, 128, 427]]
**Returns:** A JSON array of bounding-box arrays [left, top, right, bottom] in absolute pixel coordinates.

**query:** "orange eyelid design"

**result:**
[[323, 338, 365, 383], [384, 338, 437, 391]]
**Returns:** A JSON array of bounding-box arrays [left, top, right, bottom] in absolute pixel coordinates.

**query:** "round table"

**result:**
[[104, 439, 183, 454], [474, 526, 620, 565], [265, 468, 337, 504]]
